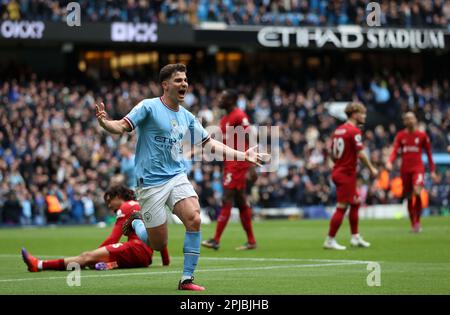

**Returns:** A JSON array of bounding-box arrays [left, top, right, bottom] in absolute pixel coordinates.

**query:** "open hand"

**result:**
[[245, 145, 271, 167], [95, 102, 107, 124]]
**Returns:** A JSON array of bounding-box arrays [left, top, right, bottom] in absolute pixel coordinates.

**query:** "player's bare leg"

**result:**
[[412, 185, 423, 233], [173, 197, 205, 291], [123, 213, 170, 265], [202, 189, 235, 250], [324, 202, 347, 250], [22, 247, 111, 272], [145, 223, 168, 251], [235, 189, 257, 250]]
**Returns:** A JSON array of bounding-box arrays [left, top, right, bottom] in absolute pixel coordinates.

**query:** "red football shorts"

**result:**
[[105, 240, 153, 268], [223, 167, 248, 190], [401, 172, 424, 196], [332, 172, 359, 204]]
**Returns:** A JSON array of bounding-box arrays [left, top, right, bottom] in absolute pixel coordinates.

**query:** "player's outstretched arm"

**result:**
[[387, 135, 400, 171], [95, 102, 131, 134], [358, 150, 378, 177], [203, 138, 270, 167]]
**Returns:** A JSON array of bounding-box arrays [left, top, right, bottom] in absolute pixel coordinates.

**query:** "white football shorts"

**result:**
[[135, 173, 198, 228]]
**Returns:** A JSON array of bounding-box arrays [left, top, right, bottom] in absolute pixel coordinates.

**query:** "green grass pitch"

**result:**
[[0, 217, 449, 295]]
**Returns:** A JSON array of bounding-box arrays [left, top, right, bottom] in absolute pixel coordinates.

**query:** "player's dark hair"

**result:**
[[104, 185, 136, 204], [159, 63, 187, 84], [224, 89, 238, 104]]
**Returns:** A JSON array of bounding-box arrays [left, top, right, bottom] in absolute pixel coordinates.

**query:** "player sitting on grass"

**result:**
[[21, 185, 170, 272]]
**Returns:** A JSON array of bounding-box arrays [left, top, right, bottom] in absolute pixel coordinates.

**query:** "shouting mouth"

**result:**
[[178, 89, 186, 98]]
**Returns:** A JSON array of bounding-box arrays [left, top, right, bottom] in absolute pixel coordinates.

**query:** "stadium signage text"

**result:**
[[257, 27, 446, 50], [111, 22, 158, 42], [0, 20, 45, 39]]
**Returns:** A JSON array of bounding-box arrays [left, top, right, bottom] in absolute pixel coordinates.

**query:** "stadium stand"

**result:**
[[1, 0, 449, 27], [1, 71, 449, 225], [1, 0, 449, 225]]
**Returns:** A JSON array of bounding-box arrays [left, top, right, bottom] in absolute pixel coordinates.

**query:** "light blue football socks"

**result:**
[[182, 231, 201, 281], [132, 219, 148, 244]]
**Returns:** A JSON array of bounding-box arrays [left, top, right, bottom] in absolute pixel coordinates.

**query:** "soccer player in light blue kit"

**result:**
[[96, 64, 268, 291]]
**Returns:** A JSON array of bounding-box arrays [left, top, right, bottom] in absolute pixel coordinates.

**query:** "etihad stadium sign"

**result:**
[[257, 26, 446, 50]]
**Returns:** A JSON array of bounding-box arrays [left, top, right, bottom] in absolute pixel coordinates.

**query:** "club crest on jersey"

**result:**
[[143, 211, 152, 223], [171, 119, 178, 128], [415, 137, 419, 144]]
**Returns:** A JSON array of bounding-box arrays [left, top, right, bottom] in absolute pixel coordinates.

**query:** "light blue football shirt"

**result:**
[[124, 97, 210, 187]]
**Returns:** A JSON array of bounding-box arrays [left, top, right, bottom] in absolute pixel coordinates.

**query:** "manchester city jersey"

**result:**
[[124, 97, 209, 187]]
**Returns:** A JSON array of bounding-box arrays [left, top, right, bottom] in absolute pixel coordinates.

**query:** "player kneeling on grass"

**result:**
[[324, 102, 378, 250], [21, 185, 170, 272]]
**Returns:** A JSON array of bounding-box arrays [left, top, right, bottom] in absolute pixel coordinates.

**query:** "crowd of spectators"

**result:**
[[1, 0, 450, 28], [1, 68, 449, 226]]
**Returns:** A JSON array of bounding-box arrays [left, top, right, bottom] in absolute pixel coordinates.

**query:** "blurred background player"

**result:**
[[202, 89, 257, 251], [324, 102, 378, 250], [21, 185, 169, 272], [386, 112, 437, 233]]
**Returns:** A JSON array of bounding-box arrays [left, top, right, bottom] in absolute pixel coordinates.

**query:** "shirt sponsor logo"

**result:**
[[403, 146, 420, 153]]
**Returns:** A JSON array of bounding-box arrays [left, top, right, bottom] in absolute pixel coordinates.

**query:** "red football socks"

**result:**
[[239, 205, 256, 244], [349, 204, 360, 235], [328, 207, 346, 238], [42, 259, 66, 271], [407, 199, 416, 226], [214, 202, 232, 243], [414, 195, 422, 225]]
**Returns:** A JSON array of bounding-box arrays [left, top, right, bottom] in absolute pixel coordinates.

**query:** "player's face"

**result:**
[[403, 113, 417, 128], [166, 71, 188, 103], [107, 196, 123, 211], [355, 110, 367, 125], [218, 91, 230, 110]]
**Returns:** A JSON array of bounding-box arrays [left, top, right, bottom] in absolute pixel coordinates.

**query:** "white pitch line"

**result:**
[[0, 254, 373, 264], [0, 261, 364, 283], [171, 257, 373, 264]]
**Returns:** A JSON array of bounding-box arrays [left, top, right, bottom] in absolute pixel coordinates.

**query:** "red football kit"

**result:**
[[330, 122, 364, 204], [206, 107, 256, 247], [100, 200, 153, 268], [389, 129, 435, 195], [220, 107, 252, 190]]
